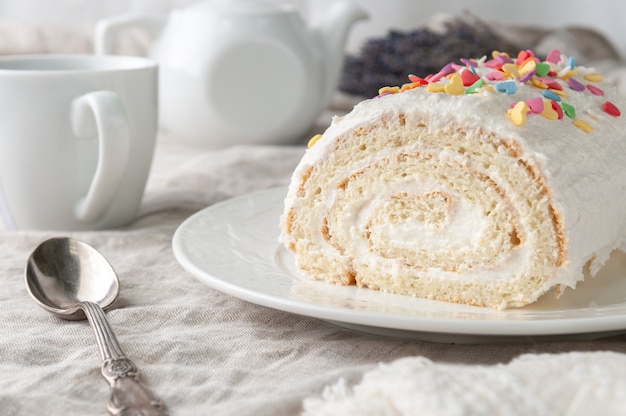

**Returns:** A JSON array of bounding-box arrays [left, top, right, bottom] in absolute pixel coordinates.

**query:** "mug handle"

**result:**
[[71, 91, 130, 223], [94, 14, 166, 55]]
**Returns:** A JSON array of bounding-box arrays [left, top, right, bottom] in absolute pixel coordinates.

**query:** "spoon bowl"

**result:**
[[25, 237, 167, 415], [25, 237, 119, 320]]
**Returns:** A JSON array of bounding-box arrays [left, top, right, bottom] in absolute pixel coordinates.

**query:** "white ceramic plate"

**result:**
[[172, 187, 626, 343]]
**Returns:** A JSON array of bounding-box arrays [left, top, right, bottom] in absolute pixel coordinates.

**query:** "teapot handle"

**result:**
[[94, 14, 166, 55]]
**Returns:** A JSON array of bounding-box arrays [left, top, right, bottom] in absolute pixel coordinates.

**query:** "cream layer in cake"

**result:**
[[280, 50, 626, 309]]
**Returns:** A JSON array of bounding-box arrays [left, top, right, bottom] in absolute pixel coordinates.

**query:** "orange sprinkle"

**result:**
[[492, 50, 510, 59], [400, 82, 422, 92]]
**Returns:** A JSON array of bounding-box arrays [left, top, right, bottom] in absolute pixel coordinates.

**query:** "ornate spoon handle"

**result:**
[[81, 301, 168, 416]]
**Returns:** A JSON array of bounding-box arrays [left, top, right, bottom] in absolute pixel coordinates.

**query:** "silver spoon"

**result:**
[[25, 237, 167, 416]]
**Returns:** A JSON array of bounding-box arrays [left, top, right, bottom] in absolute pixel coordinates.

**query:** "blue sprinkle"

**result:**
[[495, 81, 517, 94], [542, 90, 562, 102], [567, 56, 575, 69], [469, 66, 477, 75]]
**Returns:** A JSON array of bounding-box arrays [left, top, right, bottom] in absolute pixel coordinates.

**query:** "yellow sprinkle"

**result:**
[[508, 101, 530, 126], [427, 82, 445, 93], [502, 63, 520, 79], [558, 69, 578, 80], [378, 86, 400, 95], [574, 119, 594, 133], [541, 100, 559, 120], [307, 133, 322, 148], [444, 74, 464, 95], [531, 78, 548, 89], [584, 73, 604, 82], [518, 59, 536, 76]]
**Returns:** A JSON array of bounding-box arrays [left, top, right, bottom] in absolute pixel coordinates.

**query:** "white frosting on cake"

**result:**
[[281, 50, 626, 307]]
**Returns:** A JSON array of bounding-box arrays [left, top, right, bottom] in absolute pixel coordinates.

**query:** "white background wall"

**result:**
[[0, 0, 623, 58]]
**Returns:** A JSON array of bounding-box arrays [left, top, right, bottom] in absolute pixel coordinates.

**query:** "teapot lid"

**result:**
[[185, 0, 294, 15]]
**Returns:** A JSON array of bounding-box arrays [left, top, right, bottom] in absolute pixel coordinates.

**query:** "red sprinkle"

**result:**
[[516, 49, 534, 65], [408, 74, 427, 85], [545, 80, 563, 91], [603, 101, 621, 117], [460, 69, 480, 86], [551, 100, 564, 119]]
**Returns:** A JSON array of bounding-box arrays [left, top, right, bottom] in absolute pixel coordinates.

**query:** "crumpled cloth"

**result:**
[[1, 18, 626, 416], [303, 352, 626, 416]]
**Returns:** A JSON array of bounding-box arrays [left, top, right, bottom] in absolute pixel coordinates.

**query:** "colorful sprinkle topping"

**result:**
[[603, 101, 621, 117], [574, 119, 594, 132], [307, 133, 322, 148], [374, 48, 622, 133], [508, 101, 530, 126]]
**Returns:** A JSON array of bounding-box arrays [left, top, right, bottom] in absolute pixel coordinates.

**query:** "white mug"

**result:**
[[0, 54, 158, 230]]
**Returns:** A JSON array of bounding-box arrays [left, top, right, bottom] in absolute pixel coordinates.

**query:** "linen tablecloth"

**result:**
[[2, 17, 626, 416], [2, 130, 626, 416]]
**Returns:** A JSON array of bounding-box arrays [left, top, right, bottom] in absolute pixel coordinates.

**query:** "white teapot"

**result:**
[[95, 0, 367, 148]]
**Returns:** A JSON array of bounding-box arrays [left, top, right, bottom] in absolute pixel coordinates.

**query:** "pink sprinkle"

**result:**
[[485, 71, 505, 81], [428, 72, 445, 83], [587, 84, 604, 96], [484, 59, 502, 69], [568, 78, 585, 91], [525, 97, 544, 114], [439, 62, 455, 76], [546, 49, 561, 64], [451, 63, 464, 71]]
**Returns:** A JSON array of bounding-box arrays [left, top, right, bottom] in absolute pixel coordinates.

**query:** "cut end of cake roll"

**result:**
[[280, 49, 626, 309]]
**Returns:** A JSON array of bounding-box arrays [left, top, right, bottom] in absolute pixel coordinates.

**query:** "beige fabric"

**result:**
[[1, 20, 626, 416], [1, 133, 626, 416]]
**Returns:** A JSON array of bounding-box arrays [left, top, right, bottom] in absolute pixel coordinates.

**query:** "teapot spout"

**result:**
[[314, 1, 368, 106]]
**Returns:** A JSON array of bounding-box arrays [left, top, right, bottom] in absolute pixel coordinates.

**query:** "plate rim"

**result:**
[[172, 187, 626, 339]]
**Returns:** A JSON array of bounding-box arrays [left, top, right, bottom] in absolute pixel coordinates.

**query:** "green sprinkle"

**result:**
[[465, 78, 483, 94], [535, 62, 550, 77], [561, 102, 576, 119]]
